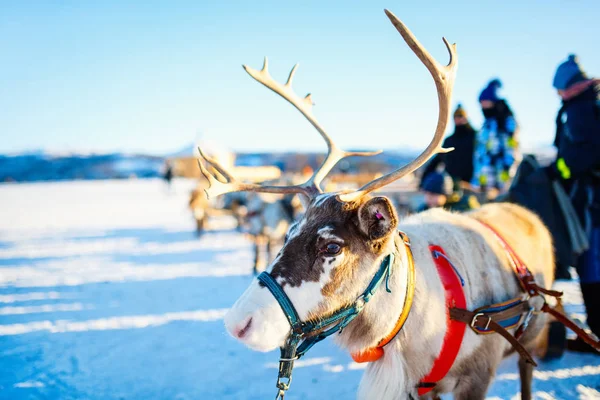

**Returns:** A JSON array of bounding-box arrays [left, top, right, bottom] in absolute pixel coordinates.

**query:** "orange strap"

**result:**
[[351, 231, 416, 363]]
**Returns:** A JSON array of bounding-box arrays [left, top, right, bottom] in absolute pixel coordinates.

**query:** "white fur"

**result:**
[[318, 228, 343, 242], [223, 278, 290, 352], [286, 219, 305, 241], [317, 225, 334, 235], [281, 251, 345, 316], [359, 351, 410, 400]]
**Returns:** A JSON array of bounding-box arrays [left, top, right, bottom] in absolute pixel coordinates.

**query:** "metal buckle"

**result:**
[[471, 312, 491, 330], [515, 307, 534, 340], [399, 231, 411, 246], [275, 376, 292, 399], [355, 294, 366, 310]]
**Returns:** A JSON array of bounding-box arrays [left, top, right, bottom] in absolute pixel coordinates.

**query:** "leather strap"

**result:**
[[542, 302, 600, 351], [477, 220, 600, 350], [449, 307, 537, 366], [451, 300, 531, 329], [528, 283, 564, 298]]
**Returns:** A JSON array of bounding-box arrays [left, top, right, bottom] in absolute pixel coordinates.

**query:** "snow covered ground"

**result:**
[[0, 179, 598, 399]]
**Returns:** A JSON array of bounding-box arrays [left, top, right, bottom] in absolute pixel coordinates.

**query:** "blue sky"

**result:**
[[1, 1, 598, 155]]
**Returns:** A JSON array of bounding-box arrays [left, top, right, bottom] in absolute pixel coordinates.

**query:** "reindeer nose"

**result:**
[[233, 316, 253, 339]]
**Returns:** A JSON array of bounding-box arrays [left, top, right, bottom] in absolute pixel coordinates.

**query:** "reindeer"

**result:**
[[190, 177, 301, 272], [244, 191, 303, 274], [196, 10, 560, 400], [189, 185, 210, 233], [189, 185, 248, 234]]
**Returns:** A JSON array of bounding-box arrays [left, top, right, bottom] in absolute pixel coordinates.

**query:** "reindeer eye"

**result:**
[[323, 243, 342, 256]]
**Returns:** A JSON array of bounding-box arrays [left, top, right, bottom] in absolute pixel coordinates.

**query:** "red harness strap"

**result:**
[[418, 245, 467, 395], [478, 221, 564, 296], [477, 220, 537, 294]]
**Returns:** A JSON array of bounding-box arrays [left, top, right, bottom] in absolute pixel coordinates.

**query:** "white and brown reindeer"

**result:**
[[196, 10, 597, 400]]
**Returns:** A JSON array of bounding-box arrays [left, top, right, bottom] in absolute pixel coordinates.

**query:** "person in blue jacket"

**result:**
[[548, 54, 600, 353]]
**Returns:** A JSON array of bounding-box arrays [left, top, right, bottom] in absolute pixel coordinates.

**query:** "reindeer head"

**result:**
[[198, 10, 457, 353]]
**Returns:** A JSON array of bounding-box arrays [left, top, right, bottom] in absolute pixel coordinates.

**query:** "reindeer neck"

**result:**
[[336, 233, 414, 355], [338, 230, 448, 397]]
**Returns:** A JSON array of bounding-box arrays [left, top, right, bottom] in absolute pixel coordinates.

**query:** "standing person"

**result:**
[[420, 103, 477, 186], [163, 161, 174, 190], [548, 54, 600, 354], [471, 79, 519, 195]]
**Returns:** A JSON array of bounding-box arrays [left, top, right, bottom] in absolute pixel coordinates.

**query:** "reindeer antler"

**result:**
[[197, 147, 309, 199], [197, 58, 380, 201], [338, 10, 457, 203]]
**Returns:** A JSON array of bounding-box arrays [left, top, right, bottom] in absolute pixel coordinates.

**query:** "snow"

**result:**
[[0, 179, 598, 399]]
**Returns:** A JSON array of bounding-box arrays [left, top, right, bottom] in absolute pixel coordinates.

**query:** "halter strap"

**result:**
[[257, 244, 398, 399], [257, 272, 302, 333]]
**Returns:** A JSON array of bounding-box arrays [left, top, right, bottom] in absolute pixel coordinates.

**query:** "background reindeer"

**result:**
[[189, 185, 248, 235], [244, 191, 303, 274], [189, 184, 210, 233], [190, 176, 302, 273], [198, 10, 555, 400]]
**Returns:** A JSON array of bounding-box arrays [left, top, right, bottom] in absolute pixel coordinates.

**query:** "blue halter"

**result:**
[[256, 253, 395, 399]]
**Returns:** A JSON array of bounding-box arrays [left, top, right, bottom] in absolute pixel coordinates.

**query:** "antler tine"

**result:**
[[339, 10, 457, 203], [243, 58, 381, 196], [196, 147, 309, 200], [198, 148, 233, 183], [308, 148, 382, 193], [243, 57, 332, 150]]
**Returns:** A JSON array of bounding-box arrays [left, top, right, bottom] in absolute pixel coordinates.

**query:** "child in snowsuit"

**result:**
[[472, 79, 519, 193]]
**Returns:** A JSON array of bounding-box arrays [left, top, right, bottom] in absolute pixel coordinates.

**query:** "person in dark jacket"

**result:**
[[548, 54, 600, 354], [472, 79, 520, 193], [418, 171, 480, 213], [420, 104, 477, 186]]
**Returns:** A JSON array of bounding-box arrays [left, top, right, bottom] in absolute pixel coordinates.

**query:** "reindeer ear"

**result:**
[[357, 197, 398, 241]]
